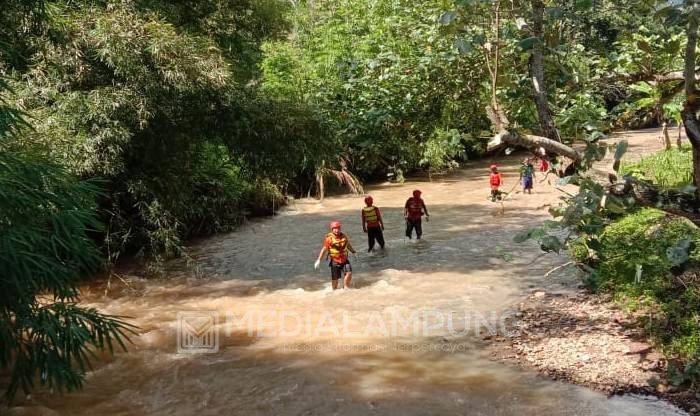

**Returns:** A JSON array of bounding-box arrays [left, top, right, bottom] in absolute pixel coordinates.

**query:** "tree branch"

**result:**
[[607, 177, 700, 222], [488, 131, 582, 161]]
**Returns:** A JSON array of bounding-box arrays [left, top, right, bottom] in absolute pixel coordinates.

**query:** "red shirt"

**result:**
[[490, 172, 502, 188], [405, 197, 426, 221], [362, 206, 382, 228]]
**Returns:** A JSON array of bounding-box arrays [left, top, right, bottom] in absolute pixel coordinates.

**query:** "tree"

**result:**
[[280, 0, 491, 178], [0, 77, 135, 402], [680, 0, 700, 200], [444, 0, 582, 162], [529, 0, 561, 142], [2, 0, 329, 266]]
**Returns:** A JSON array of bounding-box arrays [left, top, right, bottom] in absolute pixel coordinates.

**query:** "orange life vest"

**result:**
[[325, 232, 349, 263], [363, 206, 380, 228], [406, 197, 424, 220]]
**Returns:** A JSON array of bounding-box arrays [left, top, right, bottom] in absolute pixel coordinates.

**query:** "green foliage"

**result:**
[[518, 139, 700, 366], [272, 0, 491, 177], [620, 146, 693, 188], [2, 0, 330, 265], [608, 26, 685, 127], [419, 128, 465, 173], [6, 0, 688, 267], [669, 361, 700, 387], [592, 209, 700, 361], [0, 80, 135, 401]]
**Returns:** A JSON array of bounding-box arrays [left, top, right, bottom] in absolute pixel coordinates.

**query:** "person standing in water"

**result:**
[[361, 195, 385, 252], [489, 164, 503, 201], [520, 158, 535, 194], [314, 221, 357, 289], [404, 189, 429, 240], [537, 146, 550, 178]]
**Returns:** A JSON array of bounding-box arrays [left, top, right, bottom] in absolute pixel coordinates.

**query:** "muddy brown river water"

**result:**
[[14, 135, 689, 415]]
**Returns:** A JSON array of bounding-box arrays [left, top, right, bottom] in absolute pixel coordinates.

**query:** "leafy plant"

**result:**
[[620, 146, 693, 188], [419, 128, 465, 174], [0, 79, 135, 402]]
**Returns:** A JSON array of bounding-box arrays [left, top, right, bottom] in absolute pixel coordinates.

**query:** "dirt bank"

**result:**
[[486, 127, 698, 415], [485, 289, 700, 414]]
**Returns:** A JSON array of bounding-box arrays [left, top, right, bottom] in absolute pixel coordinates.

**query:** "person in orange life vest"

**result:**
[[361, 195, 385, 252], [314, 221, 357, 290], [489, 164, 503, 201], [404, 190, 429, 240]]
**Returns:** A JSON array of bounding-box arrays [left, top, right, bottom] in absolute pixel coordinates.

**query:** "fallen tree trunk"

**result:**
[[480, 3, 580, 168], [487, 130, 583, 161]]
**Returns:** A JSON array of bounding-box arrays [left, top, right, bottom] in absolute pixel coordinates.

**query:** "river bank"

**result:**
[[485, 289, 700, 414], [7, 129, 690, 415], [483, 127, 699, 415]]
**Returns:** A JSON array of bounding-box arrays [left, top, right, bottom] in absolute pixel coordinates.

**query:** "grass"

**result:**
[[573, 143, 700, 377], [578, 208, 700, 363], [620, 146, 693, 188]]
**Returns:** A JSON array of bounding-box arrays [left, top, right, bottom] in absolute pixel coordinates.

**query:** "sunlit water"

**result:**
[[16, 153, 687, 415]]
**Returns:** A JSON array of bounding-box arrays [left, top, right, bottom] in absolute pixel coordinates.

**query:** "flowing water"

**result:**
[[17, 151, 687, 415]]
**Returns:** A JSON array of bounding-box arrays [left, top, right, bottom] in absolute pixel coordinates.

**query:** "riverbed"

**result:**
[[16, 132, 688, 415]]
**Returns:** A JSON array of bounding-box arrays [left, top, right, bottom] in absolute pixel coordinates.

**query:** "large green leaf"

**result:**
[[666, 239, 692, 266], [439, 11, 457, 26], [455, 38, 474, 54], [518, 37, 540, 51]]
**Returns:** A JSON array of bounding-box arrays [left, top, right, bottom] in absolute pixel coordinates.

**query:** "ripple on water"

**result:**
[[26, 158, 687, 415]]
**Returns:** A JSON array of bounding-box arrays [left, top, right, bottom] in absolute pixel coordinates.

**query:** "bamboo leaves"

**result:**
[[0, 79, 135, 402]]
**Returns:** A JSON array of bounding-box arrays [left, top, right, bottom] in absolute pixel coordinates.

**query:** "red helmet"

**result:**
[[364, 195, 373, 205], [490, 163, 498, 170], [413, 189, 421, 197], [329, 221, 342, 230]]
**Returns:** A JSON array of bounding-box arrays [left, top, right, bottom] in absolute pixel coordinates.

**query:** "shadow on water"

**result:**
[[89, 202, 567, 305], [18, 152, 688, 416]]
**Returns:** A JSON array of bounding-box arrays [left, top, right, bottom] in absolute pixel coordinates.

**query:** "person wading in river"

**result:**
[[314, 221, 357, 289], [489, 163, 504, 201], [361, 195, 385, 252], [404, 189, 429, 240], [520, 158, 535, 194]]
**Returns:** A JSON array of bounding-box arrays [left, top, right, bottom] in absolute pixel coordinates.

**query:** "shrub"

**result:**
[[0, 135, 134, 402], [620, 146, 693, 188], [1, 71, 135, 401], [587, 208, 700, 361]]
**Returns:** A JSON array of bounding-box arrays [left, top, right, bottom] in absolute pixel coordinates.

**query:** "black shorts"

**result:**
[[330, 261, 352, 280]]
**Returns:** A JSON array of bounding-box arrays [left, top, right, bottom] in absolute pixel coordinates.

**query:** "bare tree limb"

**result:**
[[607, 177, 700, 222], [488, 131, 583, 161]]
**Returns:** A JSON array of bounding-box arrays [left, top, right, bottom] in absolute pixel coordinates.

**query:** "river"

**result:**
[[19, 146, 687, 415]]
